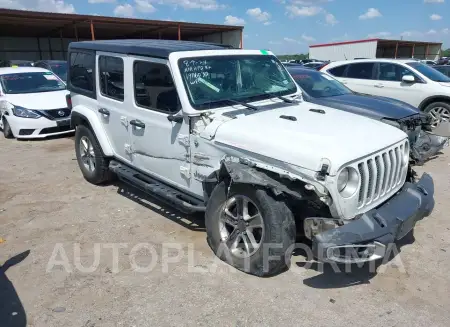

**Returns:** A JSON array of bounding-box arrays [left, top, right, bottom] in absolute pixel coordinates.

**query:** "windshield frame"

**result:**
[[289, 68, 354, 98], [407, 62, 450, 83], [0, 71, 66, 94], [177, 54, 299, 110]]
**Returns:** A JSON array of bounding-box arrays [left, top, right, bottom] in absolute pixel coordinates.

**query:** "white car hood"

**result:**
[[5, 90, 69, 110], [213, 104, 407, 175]]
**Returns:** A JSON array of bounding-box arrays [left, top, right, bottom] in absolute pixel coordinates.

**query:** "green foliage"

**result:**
[[277, 54, 309, 61], [442, 48, 450, 57]]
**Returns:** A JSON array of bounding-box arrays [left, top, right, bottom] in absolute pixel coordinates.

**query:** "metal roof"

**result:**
[[0, 8, 242, 39], [310, 38, 442, 48], [69, 39, 233, 58]]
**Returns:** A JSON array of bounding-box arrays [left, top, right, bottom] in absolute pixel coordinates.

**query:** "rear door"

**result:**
[[372, 62, 424, 107], [338, 62, 377, 95], [95, 52, 132, 163], [127, 57, 192, 192]]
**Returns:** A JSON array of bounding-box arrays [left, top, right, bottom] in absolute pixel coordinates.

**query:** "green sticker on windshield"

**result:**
[[43, 72, 52, 75], [260, 50, 269, 55]]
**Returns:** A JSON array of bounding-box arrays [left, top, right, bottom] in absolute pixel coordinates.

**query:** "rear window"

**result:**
[[50, 62, 68, 82], [0, 72, 66, 94], [328, 65, 347, 77], [69, 52, 95, 94]]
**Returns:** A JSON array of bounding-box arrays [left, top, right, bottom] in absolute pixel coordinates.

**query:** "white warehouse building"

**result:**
[[309, 38, 442, 61]]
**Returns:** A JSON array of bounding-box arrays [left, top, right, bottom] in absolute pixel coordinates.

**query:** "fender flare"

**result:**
[[215, 160, 304, 200], [70, 106, 114, 157], [419, 95, 450, 110]]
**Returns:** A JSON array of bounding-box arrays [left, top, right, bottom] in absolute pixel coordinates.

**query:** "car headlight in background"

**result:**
[[337, 167, 359, 198], [12, 105, 40, 119], [381, 118, 401, 129]]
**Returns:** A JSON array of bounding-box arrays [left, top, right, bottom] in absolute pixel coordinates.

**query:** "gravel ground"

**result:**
[[0, 134, 450, 327]]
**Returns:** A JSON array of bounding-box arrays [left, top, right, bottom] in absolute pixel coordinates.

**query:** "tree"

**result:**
[[442, 48, 450, 57]]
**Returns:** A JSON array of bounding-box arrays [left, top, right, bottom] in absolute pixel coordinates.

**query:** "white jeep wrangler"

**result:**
[[68, 40, 435, 276]]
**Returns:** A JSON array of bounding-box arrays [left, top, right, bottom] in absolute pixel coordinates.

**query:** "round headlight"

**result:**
[[337, 168, 349, 192], [337, 167, 359, 198]]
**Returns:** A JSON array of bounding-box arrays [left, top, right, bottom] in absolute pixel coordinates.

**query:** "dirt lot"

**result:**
[[1, 134, 450, 327]]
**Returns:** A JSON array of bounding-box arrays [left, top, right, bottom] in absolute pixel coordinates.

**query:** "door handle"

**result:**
[[98, 108, 110, 116], [374, 84, 384, 88], [130, 119, 145, 129]]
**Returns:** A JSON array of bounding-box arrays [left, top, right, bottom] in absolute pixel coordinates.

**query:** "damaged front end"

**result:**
[[401, 114, 449, 164]]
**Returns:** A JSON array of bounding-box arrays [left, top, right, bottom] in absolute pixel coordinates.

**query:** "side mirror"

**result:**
[[402, 75, 415, 83], [167, 114, 183, 123]]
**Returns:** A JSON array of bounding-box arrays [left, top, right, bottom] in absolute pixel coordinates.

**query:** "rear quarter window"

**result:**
[[327, 65, 347, 77]]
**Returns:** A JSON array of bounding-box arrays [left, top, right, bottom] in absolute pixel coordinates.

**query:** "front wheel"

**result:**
[[205, 182, 296, 276], [424, 102, 450, 130], [75, 124, 111, 184], [2, 117, 13, 139]]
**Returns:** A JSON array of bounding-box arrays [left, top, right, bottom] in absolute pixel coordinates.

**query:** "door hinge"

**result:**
[[124, 143, 132, 154], [177, 134, 190, 147], [180, 165, 191, 178]]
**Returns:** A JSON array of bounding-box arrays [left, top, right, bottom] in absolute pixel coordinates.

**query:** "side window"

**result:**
[[328, 65, 347, 77], [99, 56, 124, 101], [377, 63, 419, 82], [346, 63, 376, 79], [133, 61, 180, 114], [69, 52, 95, 93]]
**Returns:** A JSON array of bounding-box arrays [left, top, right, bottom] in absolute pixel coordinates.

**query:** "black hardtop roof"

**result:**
[[69, 39, 234, 58]]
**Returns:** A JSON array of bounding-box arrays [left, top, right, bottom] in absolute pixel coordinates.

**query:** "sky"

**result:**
[[1, 0, 449, 54]]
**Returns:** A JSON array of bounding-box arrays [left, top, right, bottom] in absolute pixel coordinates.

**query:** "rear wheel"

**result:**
[[424, 102, 450, 130], [2, 117, 13, 139], [205, 182, 296, 276], [75, 124, 111, 184]]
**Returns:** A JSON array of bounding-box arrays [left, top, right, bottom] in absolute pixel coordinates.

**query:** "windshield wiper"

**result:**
[[224, 99, 258, 111], [277, 95, 296, 103]]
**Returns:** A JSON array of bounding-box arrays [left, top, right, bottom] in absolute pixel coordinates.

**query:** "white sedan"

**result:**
[[0, 67, 73, 139]]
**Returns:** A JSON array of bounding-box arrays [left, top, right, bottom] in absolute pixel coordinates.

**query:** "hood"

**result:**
[[213, 103, 407, 175], [5, 90, 69, 110], [305, 93, 419, 120]]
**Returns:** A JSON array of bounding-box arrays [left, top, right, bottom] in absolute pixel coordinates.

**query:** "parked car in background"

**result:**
[[321, 59, 450, 129], [437, 57, 449, 65], [421, 60, 437, 66], [34, 60, 68, 82], [0, 67, 72, 139], [69, 40, 434, 275], [302, 62, 327, 70], [0, 60, 34, 67], [287, 66, 447, 164], [434, 65, 450, 78]]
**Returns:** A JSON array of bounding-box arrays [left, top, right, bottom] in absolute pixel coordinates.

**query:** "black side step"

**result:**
[[109, 160, 206, 214]]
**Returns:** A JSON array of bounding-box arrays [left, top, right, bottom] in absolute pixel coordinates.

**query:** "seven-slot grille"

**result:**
[[357, 141, 408, 208]]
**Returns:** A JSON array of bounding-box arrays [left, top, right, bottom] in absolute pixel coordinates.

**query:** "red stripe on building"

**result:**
[[310, 39, 379, 48]]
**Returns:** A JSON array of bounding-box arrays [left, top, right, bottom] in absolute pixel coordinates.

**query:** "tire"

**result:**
[[423, 102, 450, 130], [2, 117, 13, 139], [205, 182, 296, 276], [74, 124, 110, 184]]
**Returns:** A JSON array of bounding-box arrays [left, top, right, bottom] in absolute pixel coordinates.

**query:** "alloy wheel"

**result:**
[[428, 106, 450, 129], [79, 136, 96, 172], [219, 195, 265, 258]]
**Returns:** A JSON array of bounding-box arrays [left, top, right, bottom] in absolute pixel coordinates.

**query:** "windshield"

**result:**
[[0, 72, 66, 94], [178, 55, 297, 109], [50, 63, 68, 82], [289, 69, 352, 98], [407, 62, 450, 82]]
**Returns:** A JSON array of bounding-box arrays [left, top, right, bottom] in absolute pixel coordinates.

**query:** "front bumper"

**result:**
[[6, 115, 74, 139], [313, 173, 434, 263]]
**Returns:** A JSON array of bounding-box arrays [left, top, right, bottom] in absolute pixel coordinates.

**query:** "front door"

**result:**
[[128, 57, 192, 193], [372, 62, 425, 107], [96, 52, 132, 163]]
